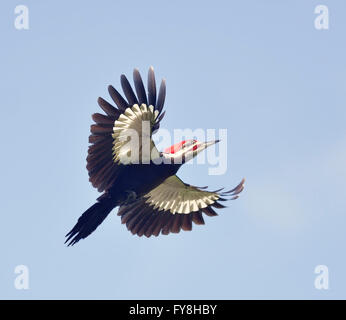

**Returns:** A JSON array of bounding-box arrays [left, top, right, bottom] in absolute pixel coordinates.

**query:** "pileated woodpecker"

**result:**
[[65, 67, 244, 246]]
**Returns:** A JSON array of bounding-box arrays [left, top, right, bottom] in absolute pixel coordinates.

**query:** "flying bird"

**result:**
[[65, 67, 244, 246]]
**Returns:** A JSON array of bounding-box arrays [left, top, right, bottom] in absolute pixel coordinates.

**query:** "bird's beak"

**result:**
[[203, 139, 220, 148], [183, 140, 220, 164], [195, 140, 220, 154]]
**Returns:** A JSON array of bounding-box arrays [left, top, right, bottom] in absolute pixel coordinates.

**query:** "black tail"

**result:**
[[65, 198, 116, 246]]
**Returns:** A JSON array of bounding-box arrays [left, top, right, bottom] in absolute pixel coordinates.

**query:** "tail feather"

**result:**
[[65, 199, 115, 246]]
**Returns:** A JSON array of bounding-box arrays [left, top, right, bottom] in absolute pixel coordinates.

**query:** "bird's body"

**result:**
[[65, 67, 244, 246], [107, 162, 180, 203]]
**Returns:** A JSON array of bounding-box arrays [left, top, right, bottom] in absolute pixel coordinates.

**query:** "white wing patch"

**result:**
[[112, 104, 160, 164], [144, 176, 220, 214]]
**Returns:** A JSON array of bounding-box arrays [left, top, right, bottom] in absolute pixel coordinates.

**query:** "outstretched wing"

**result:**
[[117, 176, 245, 237], [87, 67, 166, 192]]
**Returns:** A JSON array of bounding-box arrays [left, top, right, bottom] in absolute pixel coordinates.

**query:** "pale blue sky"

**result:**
[[1, 0, 345, 299]]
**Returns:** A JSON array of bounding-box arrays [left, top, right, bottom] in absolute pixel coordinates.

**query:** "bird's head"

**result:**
[[162, 139, 220, 164]]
